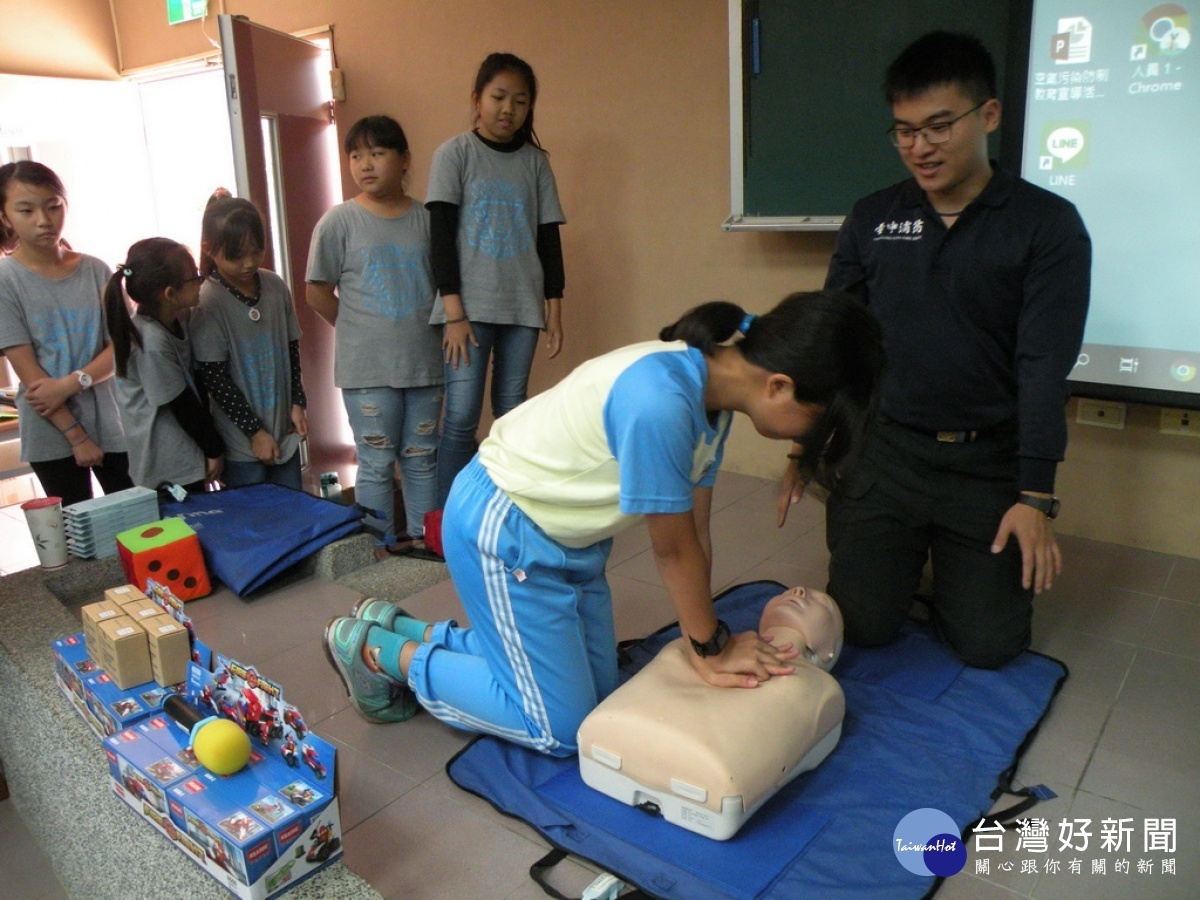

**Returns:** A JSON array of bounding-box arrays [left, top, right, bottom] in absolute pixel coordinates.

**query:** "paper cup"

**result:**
[[21, 496, 69, 570]]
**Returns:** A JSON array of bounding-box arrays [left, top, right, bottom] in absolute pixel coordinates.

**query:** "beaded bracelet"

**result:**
[[59, 418, 82, 434], [444, 316, 468, 324], [69, 434, 90, 448]]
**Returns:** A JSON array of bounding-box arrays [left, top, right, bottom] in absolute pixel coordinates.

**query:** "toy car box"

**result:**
[[105, 716, 198, 820], [54, 583, 212, 739], [51, 633, 106, 736], [84, 669, 181, 737], [106, 656, 342, 899]]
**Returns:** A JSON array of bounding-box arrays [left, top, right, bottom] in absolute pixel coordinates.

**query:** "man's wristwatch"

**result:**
[[73, 370, 93, 390], [690, 620, 731, 658], [1018, 494, 1060, 519]]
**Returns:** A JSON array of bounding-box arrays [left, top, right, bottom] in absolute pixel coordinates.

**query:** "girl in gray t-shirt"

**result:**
[[426, 53, 568, 508], [105, 238, 225, 492], [193, 196, 307, 491], [0, 161, 132, 506]]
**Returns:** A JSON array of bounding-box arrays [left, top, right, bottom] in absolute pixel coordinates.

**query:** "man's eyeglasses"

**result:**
[[886, 100, 987, 149], [183, 270, 205, 284]]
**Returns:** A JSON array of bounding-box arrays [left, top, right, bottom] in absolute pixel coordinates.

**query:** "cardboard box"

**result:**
[[142, 613, 191, 686], [96, 615, 152, 689], [84, 670, 180, 737], [124, 597, 168, 624], [105, 584, 149, 607], [51, 633, 106, 736], [106, 660, 342, 899], [81, 600, 124, 650]]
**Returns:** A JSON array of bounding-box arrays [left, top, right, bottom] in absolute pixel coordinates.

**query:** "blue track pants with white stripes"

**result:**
[[405, 458, 617, 757]]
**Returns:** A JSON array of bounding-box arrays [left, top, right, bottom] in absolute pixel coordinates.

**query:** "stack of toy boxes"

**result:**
[[104, 656, 342, 899], [54, 582, 204, 738], [51, 634, 105, 735]]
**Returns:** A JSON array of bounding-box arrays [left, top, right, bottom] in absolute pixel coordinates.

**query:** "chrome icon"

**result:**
[[1171, 361, 1197, 382]]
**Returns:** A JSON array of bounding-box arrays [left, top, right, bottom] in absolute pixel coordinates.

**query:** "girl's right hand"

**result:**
[[443, 320, 478, 370], [251, 429, 280, 464], [687, 629, 797, 689], [205, 455, 224, 483], [72, 437, 104, 469]]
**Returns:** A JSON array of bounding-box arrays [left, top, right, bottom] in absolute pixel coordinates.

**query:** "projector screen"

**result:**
[[1022, 1, 1200, 407]]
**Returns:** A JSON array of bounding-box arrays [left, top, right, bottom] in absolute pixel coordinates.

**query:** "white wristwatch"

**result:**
[[73, 370, 93, 390]]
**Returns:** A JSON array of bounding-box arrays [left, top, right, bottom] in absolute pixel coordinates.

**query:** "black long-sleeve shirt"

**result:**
[[825, 165, 1091, 492]]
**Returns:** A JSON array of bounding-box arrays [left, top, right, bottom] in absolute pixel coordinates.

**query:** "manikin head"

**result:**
[[759, 587, 844, 671]]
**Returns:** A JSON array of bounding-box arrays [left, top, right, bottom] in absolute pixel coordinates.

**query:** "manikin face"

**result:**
[[759, 586, 844, 671], [474, 69, 531, 143]]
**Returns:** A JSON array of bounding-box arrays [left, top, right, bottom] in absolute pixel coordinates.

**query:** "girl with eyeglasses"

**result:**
[[105, 237, 225, 494]]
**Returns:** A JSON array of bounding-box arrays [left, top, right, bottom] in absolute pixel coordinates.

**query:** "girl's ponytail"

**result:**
[[105, 266, 139, 378], [106, 237, 193, 377], [658, 301, 747, 356]]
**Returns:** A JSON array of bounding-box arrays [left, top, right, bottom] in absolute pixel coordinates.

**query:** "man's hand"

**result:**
[[991, 499, 1062, 594]]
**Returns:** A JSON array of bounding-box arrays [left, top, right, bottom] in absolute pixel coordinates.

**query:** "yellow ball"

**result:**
[[192, 718, 252, 776]]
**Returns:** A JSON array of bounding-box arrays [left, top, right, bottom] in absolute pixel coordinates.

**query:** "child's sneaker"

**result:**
[[322, 616, 418, 723], [350, 598, 431, 643], [350, 597, 407, 630]]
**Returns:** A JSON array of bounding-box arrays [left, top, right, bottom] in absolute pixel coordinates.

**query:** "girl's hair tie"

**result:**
[[118, 264, 132, 277], [740, 313, 757, 334]]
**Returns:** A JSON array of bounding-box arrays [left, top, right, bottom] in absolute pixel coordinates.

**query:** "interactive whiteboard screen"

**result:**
[[1022, 1, 1200, 406]]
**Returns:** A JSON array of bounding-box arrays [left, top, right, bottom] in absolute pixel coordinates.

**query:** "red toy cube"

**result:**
[[116, 518, 211, 601]]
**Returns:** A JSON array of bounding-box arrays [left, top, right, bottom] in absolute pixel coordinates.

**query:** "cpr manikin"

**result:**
[[577, 587, 846, 840]]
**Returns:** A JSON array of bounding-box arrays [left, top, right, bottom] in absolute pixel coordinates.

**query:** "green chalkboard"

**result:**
[[728, 0, 1031, 230]]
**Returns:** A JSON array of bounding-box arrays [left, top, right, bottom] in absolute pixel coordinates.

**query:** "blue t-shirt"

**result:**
[[480, 341, 731, 547]]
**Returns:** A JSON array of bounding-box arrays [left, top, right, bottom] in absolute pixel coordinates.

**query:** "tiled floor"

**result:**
[[2, 471, 1198, 898]]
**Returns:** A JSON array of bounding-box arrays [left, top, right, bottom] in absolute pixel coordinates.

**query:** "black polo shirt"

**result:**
[[826, 165, 1091, 492]]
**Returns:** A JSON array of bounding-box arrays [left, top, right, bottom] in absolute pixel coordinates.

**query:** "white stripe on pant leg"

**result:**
[[478, 486, 557, 752], [419, 699, 542, 747]]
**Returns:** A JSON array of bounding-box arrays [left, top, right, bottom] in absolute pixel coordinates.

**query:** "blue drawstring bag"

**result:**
[[160, 483, 361, 596]]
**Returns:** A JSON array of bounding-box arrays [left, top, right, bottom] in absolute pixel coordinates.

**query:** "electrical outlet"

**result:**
[[1076, 399, 1126, 429], [1160, 408, 1200, 436]]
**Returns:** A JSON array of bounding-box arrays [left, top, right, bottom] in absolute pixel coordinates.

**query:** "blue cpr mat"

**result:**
[[446, 580, 1067, 899]]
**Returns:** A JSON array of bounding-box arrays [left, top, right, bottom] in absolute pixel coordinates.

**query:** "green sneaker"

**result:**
[[350, 597, 407, 630], [322, 616, 418, 723], [350, 597, 430, 643]]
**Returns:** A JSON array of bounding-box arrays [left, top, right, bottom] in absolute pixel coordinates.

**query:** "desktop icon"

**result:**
[[1171, 360, 1197, 382], [1141, 4, 1191, 55], [1052, 17, 1093, 63]]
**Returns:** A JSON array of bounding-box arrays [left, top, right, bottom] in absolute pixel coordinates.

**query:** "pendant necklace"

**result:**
[[213, 272, 262, 321]]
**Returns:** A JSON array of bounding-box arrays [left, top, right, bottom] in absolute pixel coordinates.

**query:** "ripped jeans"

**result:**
[[342, 385, 441, 545]]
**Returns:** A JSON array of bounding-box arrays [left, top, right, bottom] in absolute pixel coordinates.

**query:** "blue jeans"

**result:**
[[342, 385, 441, 545], [436, 323, 539, 507], [222, 453, 304, 491]]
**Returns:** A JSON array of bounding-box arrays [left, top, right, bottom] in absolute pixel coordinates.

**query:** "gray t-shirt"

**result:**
[[115, 315, 204, 487], [190, 270, 302, 464], [305, 199, 442, 389], [0, 254, 126, 462], [426, 131, 566, 327]]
